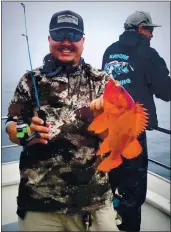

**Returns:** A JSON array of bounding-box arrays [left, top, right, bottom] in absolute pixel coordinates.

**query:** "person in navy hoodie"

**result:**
[[102, 11, 171, 231]]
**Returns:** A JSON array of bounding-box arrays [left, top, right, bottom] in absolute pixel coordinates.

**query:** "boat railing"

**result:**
[[1, 116, 171, 171]]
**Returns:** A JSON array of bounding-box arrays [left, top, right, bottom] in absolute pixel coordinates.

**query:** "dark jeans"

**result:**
[[109, 131, 148, 231]]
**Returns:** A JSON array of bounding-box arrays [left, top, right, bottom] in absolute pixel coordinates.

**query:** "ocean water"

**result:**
[[1, 87, 170, 180]]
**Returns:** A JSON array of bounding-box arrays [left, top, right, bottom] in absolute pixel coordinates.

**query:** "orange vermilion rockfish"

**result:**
[[88, 79, 149, 172]]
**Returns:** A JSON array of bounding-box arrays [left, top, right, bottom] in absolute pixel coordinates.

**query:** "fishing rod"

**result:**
[[20, 3, 46, 122], [16, 3, 46, 145], [21, 3, 40, 110]]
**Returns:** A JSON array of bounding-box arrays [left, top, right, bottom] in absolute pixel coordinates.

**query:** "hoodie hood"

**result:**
[[119, 31, 150, 48]]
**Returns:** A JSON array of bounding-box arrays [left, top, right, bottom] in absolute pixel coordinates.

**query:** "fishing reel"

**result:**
[[16, 110, 47, 146], [16, 119, 39, 146]]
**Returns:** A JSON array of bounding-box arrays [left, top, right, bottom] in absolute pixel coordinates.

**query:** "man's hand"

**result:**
[[7, 117, 51, 146], [28, 116, 50, 145], [90, 95, 104, 117]]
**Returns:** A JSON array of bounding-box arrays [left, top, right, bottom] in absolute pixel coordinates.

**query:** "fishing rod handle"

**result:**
[[37, 109, 46, 126]]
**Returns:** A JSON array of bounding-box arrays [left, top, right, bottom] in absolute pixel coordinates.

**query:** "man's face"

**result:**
[[138, 26, 154, 40], [48, 29, 85, 65]]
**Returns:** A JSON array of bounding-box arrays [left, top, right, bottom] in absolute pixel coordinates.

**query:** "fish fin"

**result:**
[[97, 153, 122, 172], [122, 139, 142, 159], [96, 113, 119, 156], [96, 137, 111, 156], [88, 112, 107, 134], [134, 103, 149, 136]]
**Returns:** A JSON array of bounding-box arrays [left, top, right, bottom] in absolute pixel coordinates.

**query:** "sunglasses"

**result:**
[[50, 30, 83, 42]]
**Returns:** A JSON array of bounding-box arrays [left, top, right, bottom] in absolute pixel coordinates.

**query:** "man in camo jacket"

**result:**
[[6, 10, 119, 231]]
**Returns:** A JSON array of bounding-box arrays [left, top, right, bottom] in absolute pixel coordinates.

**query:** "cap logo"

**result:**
[[57, 14, 78, 25]]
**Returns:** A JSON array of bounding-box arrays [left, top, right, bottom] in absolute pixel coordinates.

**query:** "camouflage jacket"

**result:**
[[7, 61, 113, 214]]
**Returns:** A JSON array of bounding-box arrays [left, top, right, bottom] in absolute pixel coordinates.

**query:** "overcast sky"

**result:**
[[2, 2, 170, 121], [2, 2, 170, 78]]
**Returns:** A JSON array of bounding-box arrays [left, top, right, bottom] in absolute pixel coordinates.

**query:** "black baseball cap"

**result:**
[[124, 11, 161, 30], [49, 10, 84, 34]]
